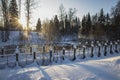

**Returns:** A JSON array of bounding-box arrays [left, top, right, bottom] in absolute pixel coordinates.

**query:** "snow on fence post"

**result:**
[[110, 42, 113, 54], [90, 44, 94, 58], [82, 45, 86, 59], [98, 43, 101, 57], [73, 45, 77, 61]]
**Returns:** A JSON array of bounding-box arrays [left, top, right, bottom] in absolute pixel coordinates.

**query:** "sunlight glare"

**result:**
[[18, 17, 26, 30]]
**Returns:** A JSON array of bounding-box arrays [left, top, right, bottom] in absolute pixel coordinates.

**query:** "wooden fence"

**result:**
[[0, 40, 120, 69]]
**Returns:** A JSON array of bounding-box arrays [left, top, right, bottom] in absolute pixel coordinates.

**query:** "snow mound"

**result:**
[[115, 59, 120, 64], [0, 55, 120, 80]]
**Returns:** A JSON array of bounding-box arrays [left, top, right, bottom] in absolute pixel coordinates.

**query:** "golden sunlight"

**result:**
[[18, 18, 26, 29]]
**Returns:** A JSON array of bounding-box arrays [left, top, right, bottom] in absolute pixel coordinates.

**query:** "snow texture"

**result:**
[[0, 54, 120, 80]]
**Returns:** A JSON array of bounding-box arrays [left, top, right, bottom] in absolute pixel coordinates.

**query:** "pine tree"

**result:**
[[9, 0, 20, 30], [98, 8, 105, 24], [86, 13, 92, 35], [59, 4, 66, 21], [81, 15, 87, 35], [54, 15, 60, 40], [105, 13, 110, 25], [36, 18, 41, 32], [81, 13, 92, 36], [111, 0, 120, 39], [94, 9, 106, 39], [91, 13, 98, 34], [9, 0, 18, 18], [64, 15, 70, 34], [1, 0, 10, 42]]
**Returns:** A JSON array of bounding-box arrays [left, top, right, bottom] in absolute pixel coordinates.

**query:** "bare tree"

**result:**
[[68, 8, 77, 22], [19, 0, 21, 18], [24, 0, 37, 30], [0, 0, 10, 29], [58, 4, 66, 21], [0, 0, 10, 42]]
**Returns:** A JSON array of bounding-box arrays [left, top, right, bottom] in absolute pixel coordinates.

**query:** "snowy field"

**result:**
[[0, 53, 120, 80], [0, 31, 120, 80]]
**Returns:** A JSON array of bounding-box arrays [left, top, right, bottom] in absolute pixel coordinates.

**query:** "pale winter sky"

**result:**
[[19, 0, 118, 28]]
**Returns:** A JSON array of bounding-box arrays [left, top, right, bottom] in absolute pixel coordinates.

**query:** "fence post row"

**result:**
[[0, 40, 119, 68]]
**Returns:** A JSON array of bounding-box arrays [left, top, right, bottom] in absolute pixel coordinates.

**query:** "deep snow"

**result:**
[[0, 54, 120, 80], [0, 31, 120, 80]]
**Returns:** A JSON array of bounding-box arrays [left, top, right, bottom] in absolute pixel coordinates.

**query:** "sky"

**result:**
[[19, 0, 118, 28]]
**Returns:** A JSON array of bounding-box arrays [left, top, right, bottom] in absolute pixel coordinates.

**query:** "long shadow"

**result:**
[[39, 66, 52, 80], [8, 70, 40, 80], [73, 63, 120, 80]]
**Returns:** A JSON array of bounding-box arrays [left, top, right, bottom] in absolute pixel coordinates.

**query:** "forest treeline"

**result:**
[[0, 0, 120, 42]]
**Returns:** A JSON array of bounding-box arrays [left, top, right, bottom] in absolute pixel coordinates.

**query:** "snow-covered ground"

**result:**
[[0, 54, 120, 80], [0, 31, 44, 47]]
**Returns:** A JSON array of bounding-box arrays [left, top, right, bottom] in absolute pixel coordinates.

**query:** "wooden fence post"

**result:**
[[50, 50, 52, 63], [49, 46, 53, 63], [104, 43, 107, 56], [110, 42, 113, 54], [1, 47, 4, 57], [62, 47, 65, 60], [82, 46, 86, 59], [33, 52, 36, 60], [117, 40, 120, 52], [16, 53, 19, 61], [115, 41, 118, 53], [30, 46, 32, 54], [98, 44, 101, 57], [91, 44, 94, 58], [73, 45, 76, 61]]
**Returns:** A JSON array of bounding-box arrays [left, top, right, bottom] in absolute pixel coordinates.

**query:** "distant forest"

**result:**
[[0, 0, 120, 42]]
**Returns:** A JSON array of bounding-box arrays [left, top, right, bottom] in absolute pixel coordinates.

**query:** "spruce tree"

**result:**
[[81, 15, 86, 35], [98, 8, 105, 24], [64, 15, 70, 34], [86, 13, 92, 35], [54, 15, 60, 40], [111, 0, 120, 39], [105, 13, 110, 34], [9, 0, 18, 18], [36, 18, 41, 32], [9, 0, 20, 30]]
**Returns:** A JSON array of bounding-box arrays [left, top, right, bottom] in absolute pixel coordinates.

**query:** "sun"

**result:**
[[18, 18, 26, 29]]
